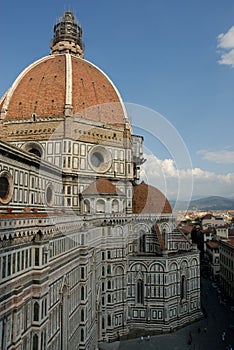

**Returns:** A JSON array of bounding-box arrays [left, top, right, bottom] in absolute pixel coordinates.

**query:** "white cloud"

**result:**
[[217, 26, 234, 67], [141, 153, 234, 200], [217, 26, 234, 49], [218, 49, 234, 67], [198, 149, 234, 164]]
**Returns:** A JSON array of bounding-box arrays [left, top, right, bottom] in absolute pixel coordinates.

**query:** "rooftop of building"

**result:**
[[132, 181, 172, 215], [206, 240, 219, 249], [82, 178, 123, 195]]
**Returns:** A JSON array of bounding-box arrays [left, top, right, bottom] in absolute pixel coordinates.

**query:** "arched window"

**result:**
[[81, 286, 85, 300], [80, 328, 84, 342], [107, 280, 111, 289], [33, 301, 39, 321], [162, 227, 168, 247], [81, 309, 85, 322], [84, 200, 90, 213], [40, 332, 44, 350], [107, 294, 111, 303], [139, 231, 146, 253], [115, 266, 124, 302], [122, 200, 126, 213], [33, 334, 39, 350], [107, 265, 111, 275], [34, 248, 39, 266], [181, 275, 186, 300], [107, 315, 111, 326], [96, 199, 105, 213], [41, 300, 44, 319], [81, 266, 85, 279], [137, 280, 144, 304], [102, 266, 105, 276], [112, 199, 119, 213], [44, 298, 47, 317], [102, 317, 105, 329]]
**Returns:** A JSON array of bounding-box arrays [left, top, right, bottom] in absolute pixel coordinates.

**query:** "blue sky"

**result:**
[[1, 0, 234, 200]]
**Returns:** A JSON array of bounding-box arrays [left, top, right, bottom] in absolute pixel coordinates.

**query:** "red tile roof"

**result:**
[[206, 241, 219, 249], [82, 178, 122, 195], [132, 181, 172, 215], [0, 212, 73, 219], [202, 214, 214, 220], [227, 238, 234, 247], [179, 225, 194, 234]]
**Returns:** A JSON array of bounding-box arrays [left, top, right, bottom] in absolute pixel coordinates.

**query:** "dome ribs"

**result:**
[[72, 57, 125, 124]]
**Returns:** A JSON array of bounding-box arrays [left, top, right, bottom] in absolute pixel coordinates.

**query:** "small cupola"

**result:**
[[50, 11, 84, 57]]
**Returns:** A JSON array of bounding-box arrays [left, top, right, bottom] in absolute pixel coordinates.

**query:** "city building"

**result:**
[[215, 226, 229, 239], [219, 238, 234, 301], [201, 214, 224, 229], [0, 11, 202, 350], [205, 240, 220, 279], [200, 228, 215, 253]]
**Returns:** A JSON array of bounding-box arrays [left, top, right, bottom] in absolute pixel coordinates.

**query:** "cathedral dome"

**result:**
[[0, 12, 127, 125], [132, 181, 172, 214], [0, 55, 126, 124]]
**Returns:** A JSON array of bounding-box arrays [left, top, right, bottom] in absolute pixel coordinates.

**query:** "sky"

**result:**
[[1, 0, 234, 201]]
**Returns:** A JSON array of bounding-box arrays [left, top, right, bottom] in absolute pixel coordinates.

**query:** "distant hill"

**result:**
[[189, 196, 234, 210], [171, 196, 234, 211]]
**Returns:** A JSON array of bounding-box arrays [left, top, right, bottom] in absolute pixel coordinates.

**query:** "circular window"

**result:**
[[45, 183, 54, 206], [91, 152, 104, 168], [0, 171, 13, 204], [89, 146, 112, 173]]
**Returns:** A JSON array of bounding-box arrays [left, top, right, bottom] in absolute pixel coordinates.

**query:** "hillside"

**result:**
[[189, 196, 234, 210], [171, 196, 234, 211]]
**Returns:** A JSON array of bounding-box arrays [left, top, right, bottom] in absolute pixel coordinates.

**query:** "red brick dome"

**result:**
[[0, 54, 126, 124], [132, 181, 172, 214]]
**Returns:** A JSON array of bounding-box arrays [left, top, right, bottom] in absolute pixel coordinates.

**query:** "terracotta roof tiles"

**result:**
[[132, 181, 172, 215], [206, 241, 219, 249], [82, 178, 122, 195]]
